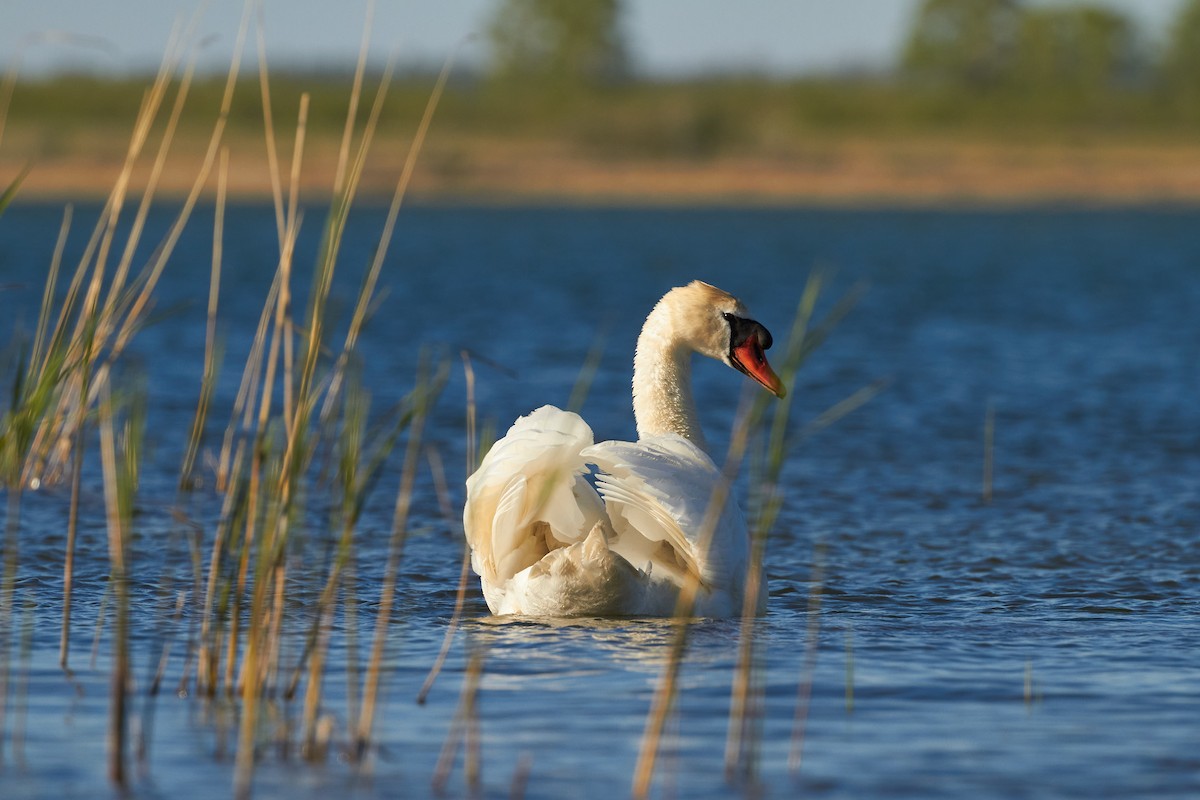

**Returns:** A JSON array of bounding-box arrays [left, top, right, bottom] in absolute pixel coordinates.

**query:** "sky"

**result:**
[[0, 0, 1191, 78]]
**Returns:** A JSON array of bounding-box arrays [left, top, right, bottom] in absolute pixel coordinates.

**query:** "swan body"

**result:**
[[463, 281, 784, 617]]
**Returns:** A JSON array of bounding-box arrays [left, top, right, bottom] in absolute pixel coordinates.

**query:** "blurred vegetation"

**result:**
[[902, 0, 1145, 92], [486, 0, 630, 90], [6, 0, 1200, 167]]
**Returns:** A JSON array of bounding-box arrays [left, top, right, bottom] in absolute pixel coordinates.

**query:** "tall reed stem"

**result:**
[[0, 486, 21, 764], [355, 372, 437, 758], [99, 383, 141, 787]]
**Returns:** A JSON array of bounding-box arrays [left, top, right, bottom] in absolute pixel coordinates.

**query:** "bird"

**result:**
[[463, 281, 785, 617]]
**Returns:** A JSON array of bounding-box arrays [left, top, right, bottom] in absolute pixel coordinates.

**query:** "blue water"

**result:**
[[0, 203, 1198, 798]]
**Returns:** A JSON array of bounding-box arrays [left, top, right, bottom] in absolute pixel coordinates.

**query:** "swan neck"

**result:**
[[633, 313, 706, 447]]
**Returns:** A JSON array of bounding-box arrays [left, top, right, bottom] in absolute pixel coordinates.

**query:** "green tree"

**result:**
[[1014, 6, 1140, 94], [901, 0, 1024, 89], [486, 0, 631, 88], [1164, 0, 1200, 93]]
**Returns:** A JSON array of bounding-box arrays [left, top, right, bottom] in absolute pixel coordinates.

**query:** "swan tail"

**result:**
[[514, 523, 647, 616]]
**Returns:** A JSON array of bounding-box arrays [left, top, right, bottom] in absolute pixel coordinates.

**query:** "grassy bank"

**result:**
[[5, 73, 1200, 203]]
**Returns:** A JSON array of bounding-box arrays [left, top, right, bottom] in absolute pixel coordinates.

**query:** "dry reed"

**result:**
[[0, 4, 884, 797], [787, 541, 826, 774], [632, 388, 760, 799], [724, 272, 826, 786], [98, 381, 144, 785], [633, 272, 874, 798], [432, 646, 486, 795], [0, 0, 462, 794], [417, 354, 479, 706]]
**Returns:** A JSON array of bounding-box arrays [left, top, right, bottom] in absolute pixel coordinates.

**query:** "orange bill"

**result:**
[[732, 337, 786, 398]]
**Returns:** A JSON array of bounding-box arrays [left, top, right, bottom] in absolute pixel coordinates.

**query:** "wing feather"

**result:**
[[582, 434, 748, 591]]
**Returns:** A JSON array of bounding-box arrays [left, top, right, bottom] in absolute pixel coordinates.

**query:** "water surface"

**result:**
[[0, 203, 1197, 798]]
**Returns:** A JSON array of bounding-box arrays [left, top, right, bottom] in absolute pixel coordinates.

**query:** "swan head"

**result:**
[[660, 280, 786, 399]]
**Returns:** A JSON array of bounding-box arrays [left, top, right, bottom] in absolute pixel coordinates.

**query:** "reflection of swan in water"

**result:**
[[467, 615, 746, 682], [464, 281, 784, 618]]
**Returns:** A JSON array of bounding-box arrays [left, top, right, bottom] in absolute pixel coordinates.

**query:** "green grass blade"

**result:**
[[0, 166, 28, 217]]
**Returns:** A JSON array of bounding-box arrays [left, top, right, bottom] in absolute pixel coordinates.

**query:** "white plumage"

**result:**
[[463, 282, 784, 617]]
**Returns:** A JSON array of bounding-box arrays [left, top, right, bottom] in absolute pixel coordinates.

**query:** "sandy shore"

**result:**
[[5, 133, 1200, 204]]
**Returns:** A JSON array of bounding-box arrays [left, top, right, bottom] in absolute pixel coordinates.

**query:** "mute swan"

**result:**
[[463, 281, 784, 617]]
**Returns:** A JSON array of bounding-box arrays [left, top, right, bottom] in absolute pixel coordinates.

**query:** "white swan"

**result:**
[[463, 281, 785, 617]]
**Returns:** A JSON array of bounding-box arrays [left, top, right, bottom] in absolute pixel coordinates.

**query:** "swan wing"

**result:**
[[464, 406, 607, 595], [582, 434, 748, 594]]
